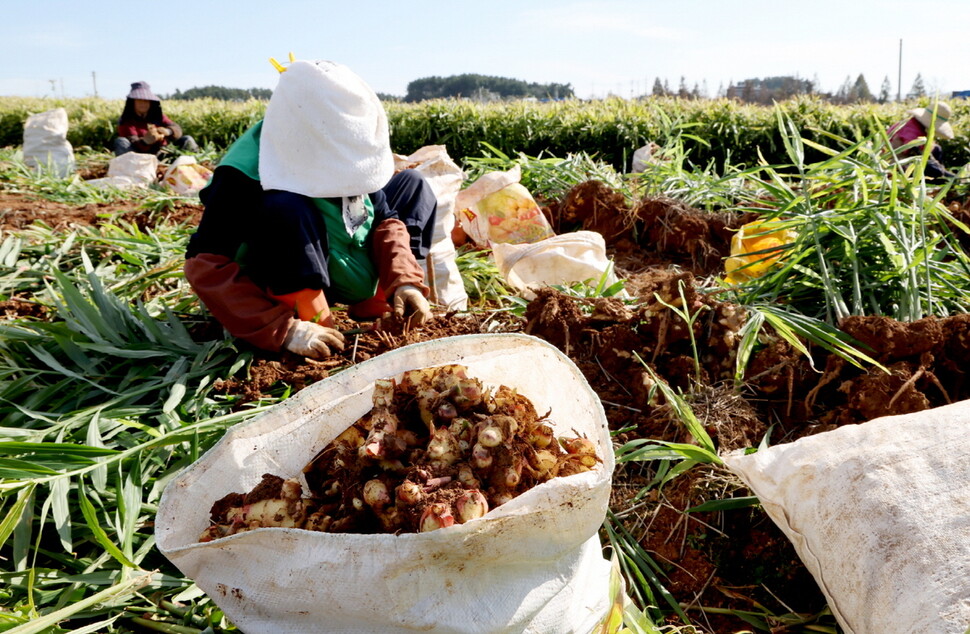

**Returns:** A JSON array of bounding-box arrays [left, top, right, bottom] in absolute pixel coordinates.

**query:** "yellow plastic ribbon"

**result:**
[[269, 52, 296, 73]]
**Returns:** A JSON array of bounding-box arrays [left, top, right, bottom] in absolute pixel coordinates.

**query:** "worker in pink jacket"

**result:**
[[888, 102, 956, 179]]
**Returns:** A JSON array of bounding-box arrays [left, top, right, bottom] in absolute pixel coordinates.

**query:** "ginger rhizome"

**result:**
[[200, 364, 600, 540]]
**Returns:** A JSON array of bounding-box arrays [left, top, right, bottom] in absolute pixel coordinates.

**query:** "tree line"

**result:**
[[163, 86, 273, 101], [648, 73, 932, 105], [401, 74, 574, 102], [159, 75, 574, 103], [159, 72, 936, 105]]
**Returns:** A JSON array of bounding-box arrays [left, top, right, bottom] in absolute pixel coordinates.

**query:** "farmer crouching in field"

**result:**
[[112, 81, 199, 157], [183, 60, 436, 360], [888, 102, 956, 180]]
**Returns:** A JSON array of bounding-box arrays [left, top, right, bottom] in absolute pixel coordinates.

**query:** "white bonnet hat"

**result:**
[[908, 102, 955, 140], [259, 60, 394, 197]]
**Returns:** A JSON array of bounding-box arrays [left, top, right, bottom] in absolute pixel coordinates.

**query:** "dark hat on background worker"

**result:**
[[909, 102, 954, 139], [126, 81, 160, 102]]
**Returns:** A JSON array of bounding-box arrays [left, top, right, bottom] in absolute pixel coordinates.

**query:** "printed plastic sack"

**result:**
[[454, 165, 555, 246], [393, 146, 468, 310], [156, 334, 614, 634], [491, 231, 625, 300], [22, 108, 75, 177], [84, 152, 159, 190], [162, 156, 213, 196], [723, 400, 970, 634], [724, 220, 797, 284]]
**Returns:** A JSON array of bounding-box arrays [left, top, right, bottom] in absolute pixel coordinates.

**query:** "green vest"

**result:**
[[220, 121, 379, 303]]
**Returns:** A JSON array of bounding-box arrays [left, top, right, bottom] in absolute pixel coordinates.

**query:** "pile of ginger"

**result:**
[[200, 364, 600, 540]]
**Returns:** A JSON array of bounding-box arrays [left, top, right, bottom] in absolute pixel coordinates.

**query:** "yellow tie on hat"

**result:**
[[269, 52, 296, 73]]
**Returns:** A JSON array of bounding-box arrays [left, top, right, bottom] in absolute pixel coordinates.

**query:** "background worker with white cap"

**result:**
[[888, 101, 956, 179], [183, 59, 436, 360]]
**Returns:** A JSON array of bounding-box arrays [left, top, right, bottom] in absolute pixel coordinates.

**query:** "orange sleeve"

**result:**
[[184, 253, 297, 352], [371, 218, 429, 299]]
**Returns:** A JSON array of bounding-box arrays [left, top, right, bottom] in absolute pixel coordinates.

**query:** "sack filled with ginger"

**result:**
[[156, 334, 614, 634]]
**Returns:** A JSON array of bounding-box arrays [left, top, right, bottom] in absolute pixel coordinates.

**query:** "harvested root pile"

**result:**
[[200, 364, 600, 540]]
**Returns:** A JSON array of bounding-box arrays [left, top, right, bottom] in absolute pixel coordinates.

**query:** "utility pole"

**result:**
[[897, 38, 902, 102], [92, 71, 98, 98]]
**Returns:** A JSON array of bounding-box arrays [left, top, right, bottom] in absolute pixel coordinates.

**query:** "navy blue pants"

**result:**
[[927, 145, 955, 179], [112, 135, 200, 156], [189, 167, 437, 300]]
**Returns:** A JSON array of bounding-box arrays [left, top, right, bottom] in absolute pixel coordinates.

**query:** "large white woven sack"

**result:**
[[156, 334, 614, 633], [23, 108, 75, 177], [491, 231, 626, 300], [84, 153, 160, 191], [723, 400, 970, 634]]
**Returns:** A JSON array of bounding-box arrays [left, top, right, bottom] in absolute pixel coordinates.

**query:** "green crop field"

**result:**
[[3, 94, 968, 170], [1, 96, 969, 633]]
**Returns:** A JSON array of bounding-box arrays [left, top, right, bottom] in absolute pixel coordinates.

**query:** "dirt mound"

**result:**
[[210, 311, 524, 402], [548, 180, 759, 275], [809, 314, 970, 425], [1, 298, 49, 320], [0, 191, 203, 232]]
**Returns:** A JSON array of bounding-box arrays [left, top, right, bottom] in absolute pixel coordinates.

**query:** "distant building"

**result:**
[[951, 90, 970, 99]]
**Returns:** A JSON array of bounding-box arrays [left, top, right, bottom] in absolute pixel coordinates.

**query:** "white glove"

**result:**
[[283, 320, 345, 359], [392, 284, 432, 325]]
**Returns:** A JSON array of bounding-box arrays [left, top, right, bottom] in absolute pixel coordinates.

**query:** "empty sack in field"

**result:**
[[455, 166, 555, 247], [84, 152, 159, 190], [162, 156, 213, 196]]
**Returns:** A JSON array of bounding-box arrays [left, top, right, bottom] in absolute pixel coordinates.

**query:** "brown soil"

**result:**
[[1, 297, 49, 320], [0, 190, 203, 233], [5, 180, 968, 632]]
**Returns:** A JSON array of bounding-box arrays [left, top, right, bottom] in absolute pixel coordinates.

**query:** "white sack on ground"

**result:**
[[723, 400, 970, 634], [491, 231, 625, 300], [156, 333, 614, 634], [109, 152, 158, 184], [630, 143, 654, 173], [393, 146, 468, 310], [84, 153, 159, 190], [22, 108, 75, 177]]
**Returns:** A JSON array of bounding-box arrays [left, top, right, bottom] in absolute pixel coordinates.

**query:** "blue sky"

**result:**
[[3, 1, 968, 101]]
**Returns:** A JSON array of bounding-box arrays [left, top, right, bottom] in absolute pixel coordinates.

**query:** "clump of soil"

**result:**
[[547, 180, 759, 275], [1, 297, 49, 320]]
